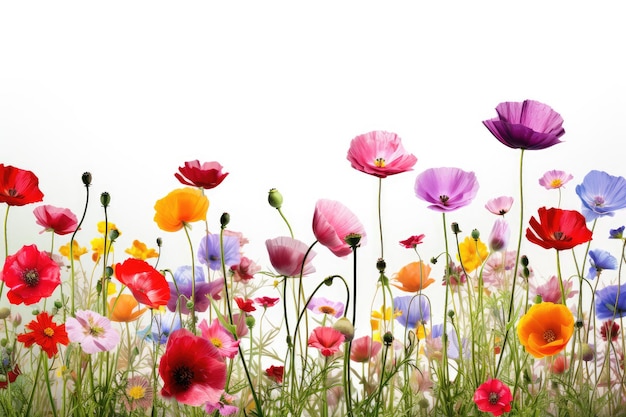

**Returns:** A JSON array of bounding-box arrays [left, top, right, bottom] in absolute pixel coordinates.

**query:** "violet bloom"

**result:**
[[346, 130, 417, 178], [167, 265, 222, 314], [482, 99, 565, 150], [425, 323, 468, 360], [575, 170, 626, 222], [610, 226, 625, 239], [306, 296, 345, 318], [66, 310, 120, 354], [596, 283, 626, 320], [586, 249, 618, 280], [394, 295, 430, 329], [485, 196, 513, 216], [312, 199, 367, 257], [265, 236, 316, 277], [415, 167, 479, 212], [488, 218, 510, 252], [198, 233, 241, 271], [539, 170, 573, 190]]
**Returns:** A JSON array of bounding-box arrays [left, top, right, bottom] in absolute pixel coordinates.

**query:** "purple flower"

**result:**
[[482, 99, 565, 150], [306, 297, 345, 318], [198, 233, 241, 271], [610, 226, 625, 239], [596, 283, 626, 320], [141, 311, 182, 344], [167, 265, 223, 314], [414, 167, 479, 212], [394, 295, 430, 329], [575, 170, 626, 222], [587, 249, 618, 280], [488, 218, 510, 252]]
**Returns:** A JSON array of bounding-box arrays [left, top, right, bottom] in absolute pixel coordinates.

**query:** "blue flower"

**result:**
[[596, 283, 626, 320], [197, 233, 241, 271], [394, 295, 430, 328], [586, 249, 618, 279], [610, 226, 625, 239], [139, 311, 182, 344], [430, 323, 468, 359], [575, 170, 626, 222]]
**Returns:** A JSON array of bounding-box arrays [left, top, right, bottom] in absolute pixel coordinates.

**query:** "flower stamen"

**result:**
[[172, 365, 194, 390], [374, 158, 386, 168], [43, 327, 55, 337], [543, 329, 556, 343], [23, 269, 40, 286], [488, 392, 499, 405]]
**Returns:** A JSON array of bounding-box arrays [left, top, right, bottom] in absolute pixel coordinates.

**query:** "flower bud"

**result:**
[[156, 237, 163, 247], [521, 255, 529, 267], [451, 222, 461, 234], [11, 313, 21, 326], [333, 317, 354, 342], [447, 310, 455, 319], [430, 257, 437, 265], [0, 308, 10, 320], [488, 219, 510, 252], [471, 229, 480, 241], [220, 212, 230, 228], [105, 266, 114, 278], [268, 188, 283, 209], [534, 294, 543, 304], [383, 331, 394, 346], [82, 172, 92, 187], [581, 343, 595, 362], [575, 319, 584, 329], [54, 300, 63, 309], [324, 277, 334, 286], [245, 315, 256, 329], [186, 300, 194, 310], [0, 339, 6, 347], [109, 229, 120, 241], [100, 192, 111, 208]]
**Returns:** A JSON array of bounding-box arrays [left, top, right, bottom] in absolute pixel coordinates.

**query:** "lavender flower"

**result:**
[[198, 233, 241, 270], [414, 167, 479, 212], [575, 170, 626, 222], [586, 249, 618, 280], [394, 295, 430, 329], [167, 265, 223, 314]]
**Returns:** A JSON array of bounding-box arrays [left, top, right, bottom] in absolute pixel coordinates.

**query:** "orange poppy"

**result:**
[[392, 261, 435, 292], [153, 187, 209, 232], [108, 294, 148, 322], [517, 302, 574, 358]]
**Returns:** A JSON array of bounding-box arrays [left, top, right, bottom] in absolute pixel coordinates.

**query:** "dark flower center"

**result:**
[[7, 188, 18, 197], [439, 195, 450, 205], [543, 329, 556, 343], [172, 365, 194, 390], [488, 392, 499, 405], [553, 231, 565, 241], [23, 269, 40, 286], [209, 255, 220, 262]]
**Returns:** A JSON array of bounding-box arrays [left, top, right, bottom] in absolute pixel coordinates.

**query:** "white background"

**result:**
[[1, 2, 625, 335]]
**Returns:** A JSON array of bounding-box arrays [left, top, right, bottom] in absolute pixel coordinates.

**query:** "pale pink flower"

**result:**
[[350, 335, 381, 363], [199, 318, 240, 359], [265, 236, 316, 277], [488, 218, 510, 252], [122, 375, 153, 411], [205, 393, 239, 415], [539, 170, 573, 190], [313, 199, 367, 257], [485, 196, 514, 216], [531, 275, 577, 304], [347, 130, 417, 178], [33, 205, 78, 235], [65, 310, 120, 354], [308, 326, 344, 357], [482, 250, 517, 290], [410, 368, 434, 393]]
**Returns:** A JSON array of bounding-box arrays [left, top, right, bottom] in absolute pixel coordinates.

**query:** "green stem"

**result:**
[[183, 225, 197, 331], [0, 206, 11, 299]]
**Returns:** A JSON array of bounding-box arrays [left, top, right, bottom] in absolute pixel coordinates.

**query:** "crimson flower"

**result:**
[[17, 311, 69, 358], [399, 234, 425, 249], [526, 207, 593, 251], [235, 297, 256, 313], [33, 205, 78, 235], [0, 364, 20, 389], [1, 244, 61, 305], [307, 326, 344, 357], [175, 160, 229, 189], [159, 328, 227, 406], [473, 378, 513, 416], [600, 320, 620, 342], [347, 130, 417, 178], [114, 259, 170, 309], [312, 199, 366, 257], [255, 296, 279, 308], [482, 99, 565, 150], [0, 164, 44, 206], [265, 365, 284, 384]]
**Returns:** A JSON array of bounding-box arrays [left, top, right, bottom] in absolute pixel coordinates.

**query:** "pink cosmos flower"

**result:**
[[539, 170, 573, 190], [482, 250, 517, 290], [255, 296, 280, 308], [485, 196, 514, 216], [531, 275, 577, 304], [347, 130, 417, 178], [473, 378, 513, 416], [198, 318, 240, 360], [265, 236, 316, 277], [414, 167, 479, 212], [66, 310, 120, 354], [33, 205, 78, 235], [350, 335, 381, 363], [312, 199, 367, 257], [399, 234, 425, 248], [308, 326, 344, 357]]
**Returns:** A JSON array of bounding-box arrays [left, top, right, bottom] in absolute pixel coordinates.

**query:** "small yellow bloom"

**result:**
[[91, 237, 114, 262], [125, 240, 159, 260], [107, 282, 117, 295], [97, 221, 121, 236], [59, 240, 88, 261], [457, 236, 488, 273]]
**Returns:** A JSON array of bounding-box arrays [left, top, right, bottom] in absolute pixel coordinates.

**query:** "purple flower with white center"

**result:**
[[414, 167, 479, 212], [482, 100, 565, 150], [198, 233, 241, 271], [66, 310, 120, 354], [586, 249, 618, 280], [575, 170, 626, 222], [167, 265, 222, 314]]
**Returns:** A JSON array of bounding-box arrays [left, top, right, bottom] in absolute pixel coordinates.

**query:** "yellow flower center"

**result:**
[[550, 179, 562, 188], [44, 327, 55, 337], [543, 329, 556, 343], [128, 385, 146, 400], [374, 158, 386, 168], [211, 337, 223, 348]]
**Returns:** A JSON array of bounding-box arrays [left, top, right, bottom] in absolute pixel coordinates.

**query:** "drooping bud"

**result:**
[[451, 222, 461, 235], [268, 188, 283, 209], [333, 317, 354, 342]]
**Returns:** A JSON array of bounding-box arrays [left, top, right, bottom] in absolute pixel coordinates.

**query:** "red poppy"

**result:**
[[159, 328, 227, 406], [0, 365, 20, 389], [114, 259, 170, 309], [1, 244, 61, 305], [526, 207, 593, 251], [601, 320, 620, 342], [17, 311, 69, 358], [0, 164, 44, 206], [307, 326, 344, 357], [473, 378, 513, 416], [175, 160, 229, 189], [265, 365, 284, 383], [33, 205, 78, 235], [235, 297, 256, 313], [399, 234, 425, 249]]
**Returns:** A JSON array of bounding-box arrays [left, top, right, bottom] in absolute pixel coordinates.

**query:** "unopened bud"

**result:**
[[245, 315, 256, 329], [268, 188, 283, 209], [521, 255, 529, 267], [534, 294, 543, 304], [54, 300, 63, 309], [383, 331, 394, 346], [156, 237, 163, 247], [471, 229, 480, 240], [581, 343, 594, 362], [82, 172, 92, 187], [376, 258, 386, 273], [333, 317, 354, 342], [451, 222, 461, 234], [220, 212, 230, 228], [0, 308, 10, 320], [100, 192, 111, 208], [109, 229, 120, 241]]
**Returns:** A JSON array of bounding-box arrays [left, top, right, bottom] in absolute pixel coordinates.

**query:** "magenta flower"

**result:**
[[198, 318, 240, 360], [539, 170, 574, 190], [488, 218, 510, 252], [308, 326, 344, 357], [66, 310, 120, 354], [485, 196, 514, 216], [347, 130, 417, 178], [399, 234, 425, 248], [265, 236, 316, 277], [482, 99, 565, 150], [33, 205, 78, 235], [312, 199, 366, 257], [414, 167, 479, 212]]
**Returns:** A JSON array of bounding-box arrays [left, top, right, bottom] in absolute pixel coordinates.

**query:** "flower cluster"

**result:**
[[1, 99, 626, 416]]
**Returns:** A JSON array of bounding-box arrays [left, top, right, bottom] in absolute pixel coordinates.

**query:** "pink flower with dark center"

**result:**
[[347, 130, 417, 178], [485, 196, 514, 216], [255, 296, 279, 308], [313, 199, 366, 257], [539, 170, 574, 190], [308, 326, 344, 357], [473, 378, 513, 416], [265, 236, 316, 277], [198, 318, 240, 360], [33, 205, 78, 235]]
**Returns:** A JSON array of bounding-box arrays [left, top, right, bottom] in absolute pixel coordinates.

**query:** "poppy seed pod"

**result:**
[[268, 188, 283, 209], [100, 192, 111, 208], [82, 172, 92, 186]]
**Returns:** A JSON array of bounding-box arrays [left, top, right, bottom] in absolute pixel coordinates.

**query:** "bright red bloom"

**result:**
[[313, 199, 367, 257], [473, 378, 513, 416], [307, 326, 344, 357], [526, 207, 593, 251], [601, 320, 620, 342], [235, 297, 256, 313], [114, 259, 170, 309], [159, 328, 227, 406], [0, 164, 44, 206], [17, 311, 69, 358], [1, 244, 61, 305], [255, 296, 279, 308], [265, 365, 284, 383], [347, 131, 417, 178], [0, 364, 20, 389], [175, 160, 229, 189], [399, 234, 425, 249], [33, 205, 78, 235]]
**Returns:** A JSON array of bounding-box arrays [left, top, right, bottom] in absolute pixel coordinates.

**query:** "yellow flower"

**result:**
[[91, 237, 114, 262], [457, 236, 488, 273], [59, 240, 88, 261], [153, 187, 209, 232], [517, 302, 574, 358], [97, 221, 121, 235], [125, 240, 158, 260]]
